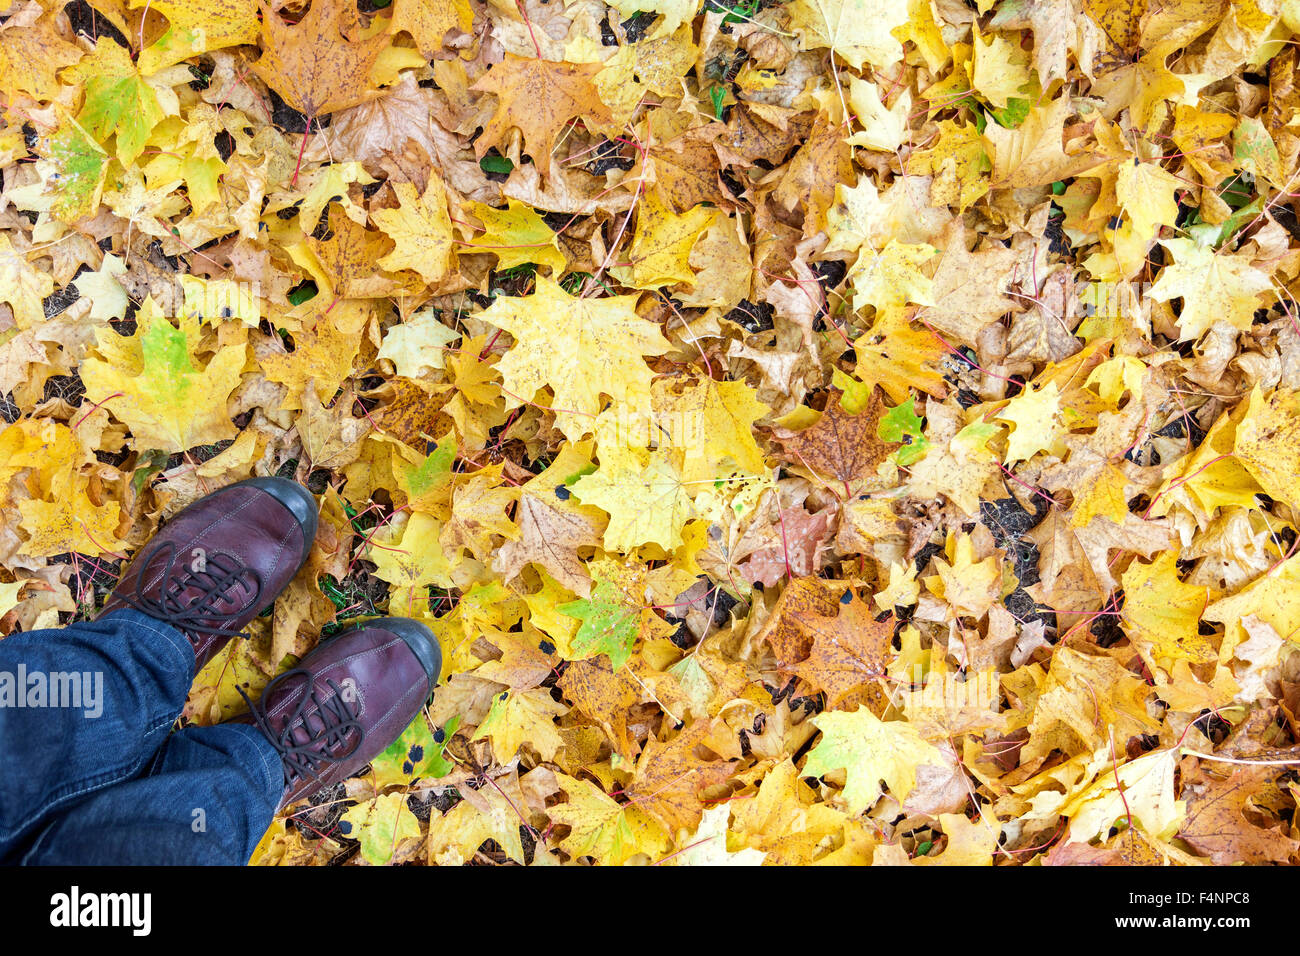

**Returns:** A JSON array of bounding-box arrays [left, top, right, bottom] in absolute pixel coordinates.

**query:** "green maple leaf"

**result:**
[[990, 97, 1031, 129], [558, 578, 639, 670], [339, 793, 422, 865], [81, 303, 246, 453], [395, 433, 457, 507], [79, 72, 165, 166], [803, 709, 942, 816], [878, 396, 928, 466], [47, 117, 108, 222], [370, 715, 459, 789]]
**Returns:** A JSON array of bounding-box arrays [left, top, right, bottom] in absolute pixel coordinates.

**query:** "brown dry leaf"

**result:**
[[640, 116, 729, 212], [252, 0, 390, 117], [492, 488, 605, 597], [789, 588, 894, 711], [1179, 765, 1300, 864], [557, 655, 641, 762], [775, 388, 899, 490], [984, 94, 1109, 189], [471, 55, 613, 177], [623, 718, 736, 833], [298, 383, 370, 470], [921, 221, 1021, 346], [306, 207, 401, 299], [368, 378, 448, 447]]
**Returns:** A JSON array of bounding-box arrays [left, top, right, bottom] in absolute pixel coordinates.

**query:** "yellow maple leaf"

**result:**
[[983, 94, 1106, 189], [372, 176, 458, 286], [925, 532, 1003, 619], [572, 456, 695, 552], [1085, 355, 1147, 406], [1024, 647, 1161, 761], [1205, 549, 1300, 651], [730, 758, 851, 864], [0, 6, 82, 101], [1232, 387, 1300, 510], [477, 277, 671, 441], [786, 0, 910, 69], [464, 199, 566, 274], [0, 234, 53, 329], [668, 804, 766, 866], [803, 709, 944, 816], [847, 240, 937, 318], [1070, 463, 1131, 528], [260, 298, 370, 410], [970, 28, 1031, 108], [875, 560, 920, 611], [825, 177, 936, 257], [914, 812, 1000, 866], [1062, 747, 1185, 845], [908, 119, 991, 210], [80, 299, 246, 453], [368, 511, 456, 599], [1151, 397, 1262, 518], [1147, 238, 1273, 340], [853, 311, 949, 402], [440, 469, 520, 563], [907, 420, 1000, 517], [376, 307, 462, 378], [18, 470, 123, 560], [427, 785, 526, 865], [131, 0, 260, 75], [610, 190, 715, 290], [996, 381, 1065, 464], [1116, 160, 1182, 242], [846, 76, 911, 153], [74, 254, 129, 322], [391, 0, 475, 57], [1121, 551, 1215, 674], [900, 656, 1007, 740], [548, 773, 671, 865], [339, 793, 422, 865], [650, 376, 770, 486], [472, 687, 566, 762]]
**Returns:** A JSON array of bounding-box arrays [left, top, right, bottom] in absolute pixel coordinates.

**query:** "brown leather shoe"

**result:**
[[99, 477, 318, 670], [237, 617, 441, 807]]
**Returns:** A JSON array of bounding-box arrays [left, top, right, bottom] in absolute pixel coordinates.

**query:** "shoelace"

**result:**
[[240, 670, 365, 789], [120, 541, 262, 639]]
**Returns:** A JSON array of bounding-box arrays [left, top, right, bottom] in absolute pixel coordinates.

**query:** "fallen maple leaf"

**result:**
[[80, 301, 246, 453], [252, 0, 390, 118], [470, 55, 613, 177], [776, 387, 899, 492]]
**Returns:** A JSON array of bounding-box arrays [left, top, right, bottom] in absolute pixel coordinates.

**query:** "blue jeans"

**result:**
[[0, 609, 282, 864]]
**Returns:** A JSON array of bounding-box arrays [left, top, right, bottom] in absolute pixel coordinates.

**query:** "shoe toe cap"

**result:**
[[234, 477, 319, 561], [377, 617, 443, 691]]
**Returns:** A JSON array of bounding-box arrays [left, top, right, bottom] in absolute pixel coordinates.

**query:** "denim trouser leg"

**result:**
[[0, 609, 195, 855], [0, 608, 282, 864], [20, 722, 282, 865]]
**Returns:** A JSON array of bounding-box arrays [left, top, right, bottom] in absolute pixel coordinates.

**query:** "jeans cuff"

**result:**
[[100, 608, 195, 684], [217, 723, 284, 808]]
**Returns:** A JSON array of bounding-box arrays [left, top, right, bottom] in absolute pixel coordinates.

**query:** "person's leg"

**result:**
[[19, 723, 282, 866], [0, 609, 194, 859], [20, 615, 443, 865], [0, 476, 317, 860]]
